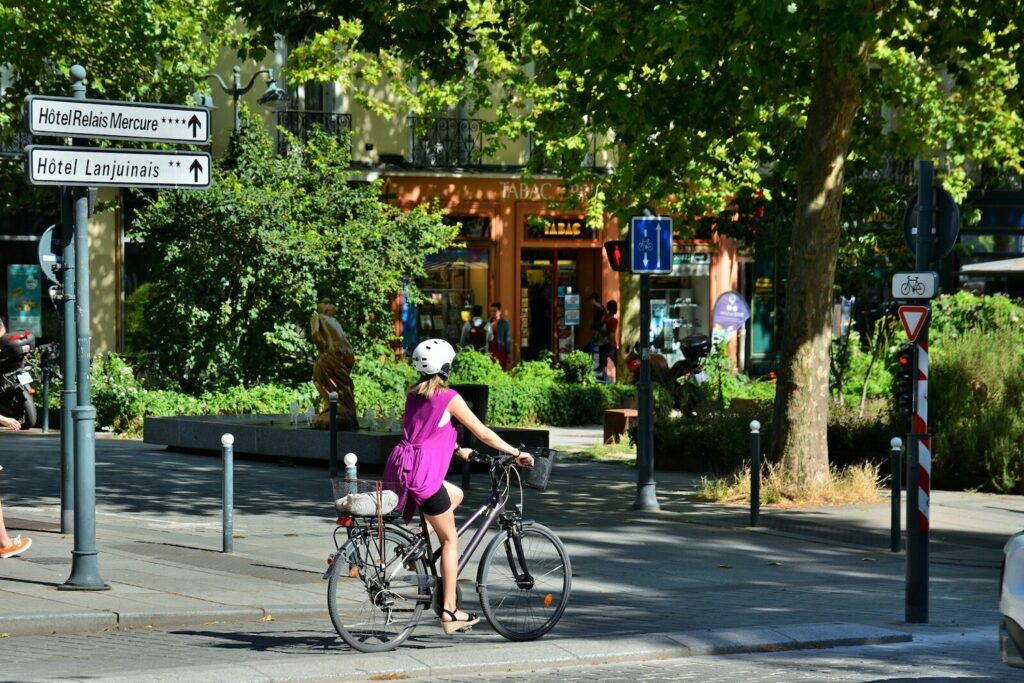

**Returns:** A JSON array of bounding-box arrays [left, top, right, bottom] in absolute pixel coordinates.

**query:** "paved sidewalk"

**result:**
[[0, 428, 1013, 681]]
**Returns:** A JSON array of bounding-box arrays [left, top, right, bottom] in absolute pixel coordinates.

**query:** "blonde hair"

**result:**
[[409, 375, 446, 398]]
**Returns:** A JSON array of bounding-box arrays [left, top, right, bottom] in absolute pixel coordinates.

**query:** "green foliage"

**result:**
[[0, 0, 233, 212], [559, 350, 595, 385], [930, 330, 1024, 493], [930, 291, 1024, 346], [130, 120, 455, 392], [91, 354, 144, 433], [450, 348, 508, 385], [351, 344, 418, 417], [89, 353, 319, 435]]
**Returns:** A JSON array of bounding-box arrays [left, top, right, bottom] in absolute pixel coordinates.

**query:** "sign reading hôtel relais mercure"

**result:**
[[24, 95, 210, 144], [23, 95, 212, 189]]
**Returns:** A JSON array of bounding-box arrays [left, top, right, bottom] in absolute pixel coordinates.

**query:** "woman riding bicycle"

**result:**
[[383, 338, 534, 634]]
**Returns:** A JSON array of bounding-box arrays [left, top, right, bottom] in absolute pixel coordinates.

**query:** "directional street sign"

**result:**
[[630, 216, 673, 274], [898, 305, 929, 342], [24, 95, 210, 145], [892, 271, 938, 299], [25, 145, 211, 189]]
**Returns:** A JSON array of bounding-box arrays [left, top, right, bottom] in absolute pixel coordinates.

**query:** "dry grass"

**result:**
[[559, 441, 637, 465], [700, 461, 884, 507]]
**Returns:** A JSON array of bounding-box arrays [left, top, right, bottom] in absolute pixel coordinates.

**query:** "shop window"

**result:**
[[444, 215, 491, 240], [414, 247, 489, 348]]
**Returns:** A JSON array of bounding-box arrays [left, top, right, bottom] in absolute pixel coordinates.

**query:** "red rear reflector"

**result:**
[[336, 516, 353, 527]]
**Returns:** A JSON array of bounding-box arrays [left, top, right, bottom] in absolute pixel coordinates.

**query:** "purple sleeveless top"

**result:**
[[383, 387, 458, 522]]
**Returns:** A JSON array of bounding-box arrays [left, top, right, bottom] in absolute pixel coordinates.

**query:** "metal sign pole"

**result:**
[[60, 65, 108, 591], [59, 186, 76, 535], [633, 272, 659, 510], [905, 159, 933, 622]]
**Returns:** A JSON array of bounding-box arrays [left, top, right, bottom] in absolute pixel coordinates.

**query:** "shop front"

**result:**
[[388, 175, 620, 365]]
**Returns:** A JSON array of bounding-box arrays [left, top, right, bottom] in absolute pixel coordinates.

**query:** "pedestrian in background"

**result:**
[[488, 301, 511, 370], [0, 414, 32, 558], [599, 300, 619, 383]]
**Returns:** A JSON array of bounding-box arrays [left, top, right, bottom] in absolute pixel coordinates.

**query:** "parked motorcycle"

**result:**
[[0, 328, 39, 427], [626, 333, 713, 415]]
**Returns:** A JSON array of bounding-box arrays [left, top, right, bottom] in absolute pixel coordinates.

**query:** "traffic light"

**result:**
[[895, 343, 915, 414], [604, 240, 629, 272]]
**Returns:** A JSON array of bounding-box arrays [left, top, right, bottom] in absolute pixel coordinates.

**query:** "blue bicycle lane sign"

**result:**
[[630, 215, 673, 274]]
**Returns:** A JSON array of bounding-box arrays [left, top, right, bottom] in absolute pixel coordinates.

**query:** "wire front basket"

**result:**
[[331, 478, 405, 517], [516, 447, 557, 491]]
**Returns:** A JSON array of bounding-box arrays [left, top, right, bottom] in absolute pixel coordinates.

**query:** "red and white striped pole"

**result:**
[[915, 341, 930, 533], [905, 315, 931, 624]]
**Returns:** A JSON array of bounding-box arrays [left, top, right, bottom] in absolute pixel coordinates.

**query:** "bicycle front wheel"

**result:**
[[327, 523, 429, 652], [477, 521, 571, 641]]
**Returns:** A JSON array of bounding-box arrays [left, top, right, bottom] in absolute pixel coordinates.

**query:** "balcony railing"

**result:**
[[275, 110, 352, 155], [856, 154, 916, 186], [409, 116, 484, 169], [528, 132, 597, 173], [0, 130, 32, 160]]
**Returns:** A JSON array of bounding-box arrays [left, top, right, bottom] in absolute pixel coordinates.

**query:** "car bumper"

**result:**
[[1001, 617, 1024, 668]]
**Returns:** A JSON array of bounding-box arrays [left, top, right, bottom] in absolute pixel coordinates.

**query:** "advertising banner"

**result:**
[[711, 291, 750, 343], [6, 264, 42, 336]]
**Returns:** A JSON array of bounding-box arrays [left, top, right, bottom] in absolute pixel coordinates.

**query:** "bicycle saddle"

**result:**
[[334, 490, 399, 516]]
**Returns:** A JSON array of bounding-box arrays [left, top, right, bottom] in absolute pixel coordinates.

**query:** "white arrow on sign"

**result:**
[[898, 305, 929, 342], [25, 95, 210, 145], [25, 145, 211, 189]]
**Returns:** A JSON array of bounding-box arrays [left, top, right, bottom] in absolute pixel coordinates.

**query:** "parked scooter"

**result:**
[[0, 328, 39, 427], [626, 333, 713, 415]]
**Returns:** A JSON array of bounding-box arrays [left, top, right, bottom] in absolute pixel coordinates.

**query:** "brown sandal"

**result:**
[[440, 608, 479, 634]]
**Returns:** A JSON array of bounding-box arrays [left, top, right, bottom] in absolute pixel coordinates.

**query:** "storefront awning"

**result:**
[[960, 257, 1024, 274]]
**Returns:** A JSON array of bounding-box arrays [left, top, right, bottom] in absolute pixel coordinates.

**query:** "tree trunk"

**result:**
[[770, 36, 869, 489]]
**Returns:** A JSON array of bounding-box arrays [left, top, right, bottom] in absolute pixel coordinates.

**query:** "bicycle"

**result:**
[[324, 447, 571, 653], [900, 276, 926, 296]]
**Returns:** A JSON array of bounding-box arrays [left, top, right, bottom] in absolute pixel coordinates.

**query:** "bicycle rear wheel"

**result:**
[[327, 523, 429, 652], [477, 521, 571, 641]]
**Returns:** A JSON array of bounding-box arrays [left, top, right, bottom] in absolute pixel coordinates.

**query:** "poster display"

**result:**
[[6, 264, 42, 336]]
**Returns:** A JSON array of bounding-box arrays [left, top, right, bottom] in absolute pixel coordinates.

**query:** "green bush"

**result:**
[[91, 354, 145, 433], [351, 343, 419, 417], [930, 329, 1024, 492], [559, 350, 595, 385], [931, 290, 1024, 345]]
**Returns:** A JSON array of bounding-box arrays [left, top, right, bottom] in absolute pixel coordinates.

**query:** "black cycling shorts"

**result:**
[[420, 485, 452, 517]]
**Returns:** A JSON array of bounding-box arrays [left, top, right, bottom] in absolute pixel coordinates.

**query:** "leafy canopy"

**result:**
[[130, 114, 456, 392]]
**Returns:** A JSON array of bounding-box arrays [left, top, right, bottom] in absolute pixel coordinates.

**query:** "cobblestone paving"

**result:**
[[410, 626, 1005, 682]]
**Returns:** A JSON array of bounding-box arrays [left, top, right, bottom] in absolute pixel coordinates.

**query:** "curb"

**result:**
[[2, 605, 326, 637], [65, 622, 912, 683]]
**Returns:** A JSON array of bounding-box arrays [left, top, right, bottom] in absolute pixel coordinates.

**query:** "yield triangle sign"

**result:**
[[898, 305, 929, 342]]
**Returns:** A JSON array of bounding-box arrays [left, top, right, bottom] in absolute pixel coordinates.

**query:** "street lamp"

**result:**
[[198, 65, 289, 135]]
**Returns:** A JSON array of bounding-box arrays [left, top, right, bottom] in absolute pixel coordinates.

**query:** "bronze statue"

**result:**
[[310, 298, 358, 430]]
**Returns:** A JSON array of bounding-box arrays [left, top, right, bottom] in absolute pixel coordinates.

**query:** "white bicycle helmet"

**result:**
[[411, 339, 456, 379]]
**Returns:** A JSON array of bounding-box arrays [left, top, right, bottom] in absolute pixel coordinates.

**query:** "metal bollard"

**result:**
[[328, 391, 339, 478], [222, 433, 234, 553], [890, 436, 902, 553], [750, 420, 761, 527], [40, 364, 51, 432], [344, 452, 358, 496]]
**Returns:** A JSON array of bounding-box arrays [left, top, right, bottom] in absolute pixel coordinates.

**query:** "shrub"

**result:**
[[559, 350, 595, 385], [91, 354, 144, 433], [351, 343, 418, 417], [930, 290, 1024, 345], [929, 329, 1024, 492]]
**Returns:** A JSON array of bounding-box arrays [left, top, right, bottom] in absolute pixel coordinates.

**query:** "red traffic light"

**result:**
[[604, 240, 629, 272]]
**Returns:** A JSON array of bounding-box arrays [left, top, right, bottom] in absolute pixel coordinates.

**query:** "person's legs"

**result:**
[[0, 498, 31, 557], [0, 498, 11, 547]]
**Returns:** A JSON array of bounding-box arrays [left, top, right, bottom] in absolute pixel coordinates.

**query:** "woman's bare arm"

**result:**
[[447, 394, 533, 466]]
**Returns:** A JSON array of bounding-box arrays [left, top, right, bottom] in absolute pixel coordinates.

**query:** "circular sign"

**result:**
[[902, 188, 960, 261], [37, 224, 61, 285]]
